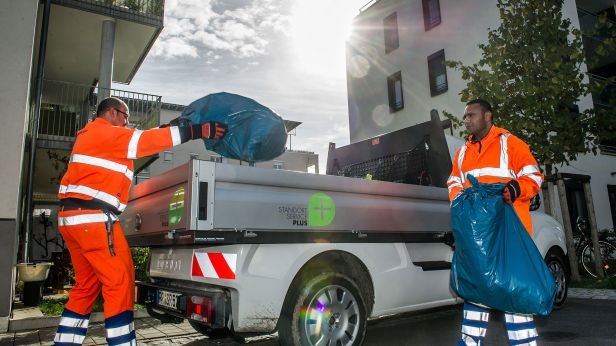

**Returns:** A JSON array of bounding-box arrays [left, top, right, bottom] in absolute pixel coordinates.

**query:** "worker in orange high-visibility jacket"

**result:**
[[449, 99, 544, 346], [53, 97, 227, 346]]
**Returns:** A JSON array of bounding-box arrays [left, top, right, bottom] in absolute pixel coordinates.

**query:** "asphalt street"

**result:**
[[145, 298, 616, 345]]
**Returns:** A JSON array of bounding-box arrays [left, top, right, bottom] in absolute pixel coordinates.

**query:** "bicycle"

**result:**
[[573, 217, 616, 278]]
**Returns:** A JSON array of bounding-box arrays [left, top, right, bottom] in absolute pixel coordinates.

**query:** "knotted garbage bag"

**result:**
[[449, 175, 557, 315], [181, 92, 287, 162]]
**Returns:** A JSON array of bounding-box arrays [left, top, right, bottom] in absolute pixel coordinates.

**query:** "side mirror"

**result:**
[[530, 194, 541, 211]]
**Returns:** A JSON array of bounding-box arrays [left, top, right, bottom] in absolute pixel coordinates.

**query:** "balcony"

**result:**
[[35, 1, 165, 86], [35, 79, 162, 149], [51, 0, 164, 26], [30, 80, 162, 199]]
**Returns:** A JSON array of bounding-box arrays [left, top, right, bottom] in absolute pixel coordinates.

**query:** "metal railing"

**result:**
[[34, 79, 161, 141], [52, 0, 165, 25]]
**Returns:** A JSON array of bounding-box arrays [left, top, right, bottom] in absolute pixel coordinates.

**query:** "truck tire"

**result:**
[[278, 271, 367, 346], [545, 250, 568, 308], [188, 320, 229, 339]]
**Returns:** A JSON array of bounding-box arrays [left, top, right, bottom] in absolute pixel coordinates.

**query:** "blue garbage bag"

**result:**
[[449, 175, 557, 315], [181, 92, 287, 162]]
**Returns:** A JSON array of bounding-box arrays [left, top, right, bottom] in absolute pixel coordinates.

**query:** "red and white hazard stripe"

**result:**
[[191, 252, 237, 280]]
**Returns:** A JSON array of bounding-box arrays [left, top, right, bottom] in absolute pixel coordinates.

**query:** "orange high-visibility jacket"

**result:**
[[447, 125, 544, 234], [58, 117, 184, 213]]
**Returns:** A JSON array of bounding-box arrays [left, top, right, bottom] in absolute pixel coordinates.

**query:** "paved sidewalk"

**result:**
[[0, 318, 208, 346], [568, 287, 616, 300], [1, 288, 614, 345]]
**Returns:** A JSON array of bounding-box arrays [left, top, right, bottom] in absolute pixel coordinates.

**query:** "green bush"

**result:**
[[40, 296, 68, 316], [131, 247, 150, 282]]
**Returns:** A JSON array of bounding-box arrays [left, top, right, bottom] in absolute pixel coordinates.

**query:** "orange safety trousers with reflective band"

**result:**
[[58, 117, 182, 213], [58, 209, 134, 318], [447, 126, 544, 234]]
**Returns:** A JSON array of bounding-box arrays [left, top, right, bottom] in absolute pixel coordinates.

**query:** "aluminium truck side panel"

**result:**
[[120, 160, 452, 246]]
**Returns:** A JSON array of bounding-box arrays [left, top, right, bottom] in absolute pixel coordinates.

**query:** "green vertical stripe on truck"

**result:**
[[169, 187, 185, 226]]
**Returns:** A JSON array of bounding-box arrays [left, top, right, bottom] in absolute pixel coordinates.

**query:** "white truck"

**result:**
[[120, 114, 569, 345]]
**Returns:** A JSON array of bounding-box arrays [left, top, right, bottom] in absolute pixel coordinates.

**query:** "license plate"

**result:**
[[157, 289, 182, 310]]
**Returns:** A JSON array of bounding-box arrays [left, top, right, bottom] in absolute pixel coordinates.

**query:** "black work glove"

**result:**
[[160, 118, 227, 141], [503, 179, 521, 204], [201, 121, 228, 140]]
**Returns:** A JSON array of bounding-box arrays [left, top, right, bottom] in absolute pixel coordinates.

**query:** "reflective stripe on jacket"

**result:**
[[447, 126, 544, 234], [58, 117, 183, 213]]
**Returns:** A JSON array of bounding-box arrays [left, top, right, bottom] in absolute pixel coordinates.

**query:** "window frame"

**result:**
[[387, 71, 404, 113], [383, 12, 399, 54], [427, 49, 448, 97], [273, 160, 284, 169], [422, 0, 442, 31]]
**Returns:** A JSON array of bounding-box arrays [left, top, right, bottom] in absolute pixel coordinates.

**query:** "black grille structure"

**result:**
[[337, 144, 431, 185], [326, 111, 453, 188]]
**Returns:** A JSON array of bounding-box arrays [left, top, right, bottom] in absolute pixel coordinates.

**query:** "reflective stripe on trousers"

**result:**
[[458, 302, 538, 346]]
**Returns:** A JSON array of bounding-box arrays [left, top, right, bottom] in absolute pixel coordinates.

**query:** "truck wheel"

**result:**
[[188, 320, 229, 339], [545, 251, 568, 308], [279, 272, 367, 346]]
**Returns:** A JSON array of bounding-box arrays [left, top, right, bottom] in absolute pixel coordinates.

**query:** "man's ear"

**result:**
[[485, 111, 493, 123]]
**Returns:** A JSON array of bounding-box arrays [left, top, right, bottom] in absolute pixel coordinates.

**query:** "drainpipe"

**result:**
[[23, 0, 51, 263]]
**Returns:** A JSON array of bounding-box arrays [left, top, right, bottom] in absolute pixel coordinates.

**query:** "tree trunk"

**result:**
[[556, 176, 581, 282]]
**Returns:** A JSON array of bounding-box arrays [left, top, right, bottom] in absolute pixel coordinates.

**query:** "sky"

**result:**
[[113, 0, 371, 173]]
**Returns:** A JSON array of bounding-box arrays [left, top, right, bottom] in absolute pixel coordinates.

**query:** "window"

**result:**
[[163, 151, 173, 162], [273, 161, 284, 169], [422, 0, 441, 31], [608, 185, 616, 229], [428, 49, 448, 96], [383, 12, 399, 54], [210, 155, 222, 163], [387, 71, 404, 112]]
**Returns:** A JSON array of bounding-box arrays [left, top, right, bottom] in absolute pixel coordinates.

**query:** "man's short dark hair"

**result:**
[[466, 99, 493, 114], [96, 97, 125, 117]]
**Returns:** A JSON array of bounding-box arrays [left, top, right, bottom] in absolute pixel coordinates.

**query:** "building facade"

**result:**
[[0, 0, 166, 331], [346, 0, 616, 230]]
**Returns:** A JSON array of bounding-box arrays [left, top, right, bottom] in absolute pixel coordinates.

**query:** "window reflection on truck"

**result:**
[[277, 192, 336, 227]]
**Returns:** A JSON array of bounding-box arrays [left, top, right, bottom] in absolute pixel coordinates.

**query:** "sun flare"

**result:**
[[289, 1, 359, 76]]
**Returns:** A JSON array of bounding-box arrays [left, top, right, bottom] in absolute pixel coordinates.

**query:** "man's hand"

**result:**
[[503, 179, 521, 204], [201, 122, 228, 139]]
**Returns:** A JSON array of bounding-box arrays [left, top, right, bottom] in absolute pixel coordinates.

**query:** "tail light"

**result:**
[[187, 295, 213, 324]]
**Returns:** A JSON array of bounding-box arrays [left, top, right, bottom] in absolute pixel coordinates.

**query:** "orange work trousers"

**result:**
[[58, 209, 134, 318]]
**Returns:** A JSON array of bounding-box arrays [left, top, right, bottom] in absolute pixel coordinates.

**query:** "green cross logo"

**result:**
[[308, 193, 336, 227]]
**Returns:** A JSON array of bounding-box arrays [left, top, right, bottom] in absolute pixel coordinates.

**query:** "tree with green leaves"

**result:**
[[445, 0, 616, 179]]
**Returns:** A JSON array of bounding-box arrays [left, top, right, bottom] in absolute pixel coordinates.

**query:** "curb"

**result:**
[[8, 309, 150, 332]]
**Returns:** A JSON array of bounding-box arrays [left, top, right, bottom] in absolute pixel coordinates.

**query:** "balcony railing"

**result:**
[[34, 79, 161, 143], [52, 0, 164, 26]]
